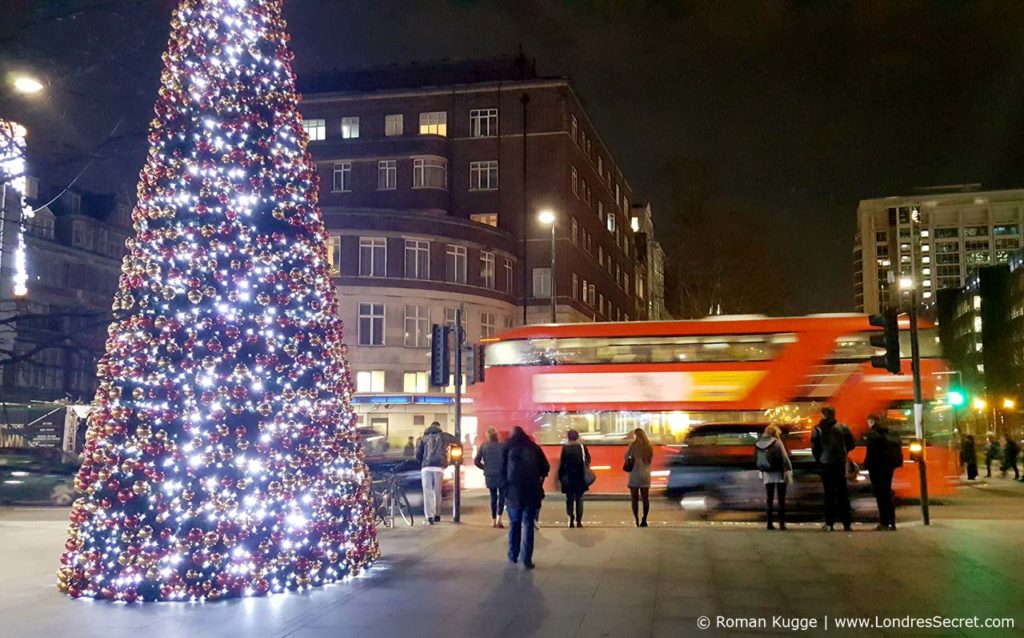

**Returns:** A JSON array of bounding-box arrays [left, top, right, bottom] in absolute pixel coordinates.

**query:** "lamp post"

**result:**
[[538, 209, 556, 323], [902, 212, 929, 523]]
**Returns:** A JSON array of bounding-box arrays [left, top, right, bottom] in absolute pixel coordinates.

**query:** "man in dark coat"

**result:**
[[1002, 435, 1020, 480], [501, 426, 550, 569], [959, 435, 978, 481], [863, 414, 900, 531], [811, 406, 856, 531]]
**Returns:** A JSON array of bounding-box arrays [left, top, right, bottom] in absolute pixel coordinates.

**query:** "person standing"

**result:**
[[502, 426, 550, 569], [811, 406, 856, 531], [755, 425, 792, 530], [624, 428, 654, 527], [403, 436, 416, 458], [985, 435, 1000, 478], [475, 427, 507, 528], [960, 434, 978, 481], [558, 429, 592, 528], [415, 421, 456, 525], [1002, 435, 1020, 480], [863, 414, 901, 531]]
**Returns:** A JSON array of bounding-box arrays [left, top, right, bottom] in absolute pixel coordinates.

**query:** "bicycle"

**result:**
[[371, 460, 416, 528]]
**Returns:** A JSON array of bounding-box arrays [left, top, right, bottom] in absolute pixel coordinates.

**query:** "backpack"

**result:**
[[421, 432, 448, 467], [756, 439, 785, 472], [507, 442, 540, 486], [884, 430, 904, 469]]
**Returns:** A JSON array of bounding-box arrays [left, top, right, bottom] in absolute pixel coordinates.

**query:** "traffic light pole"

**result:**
[[452, 308, 463, 524], [909, 273, 930, 525]]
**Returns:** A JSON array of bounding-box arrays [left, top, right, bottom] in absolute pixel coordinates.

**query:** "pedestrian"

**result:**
[[960, 434, 978, 481], [755, 425, 792, 530], [415, 421, 456, 525], [811, 406, 856, 531], [1002, 435, 1019, 480], [475, 427, 506, 528], [863, 414, 901, 531], [502, 426, 550, 569], [463, 434, 473, 465], [624, 428, 654, 527], [403, 436, 415, 458], [985, 435, 1000, 478], [558, 429, 592, 528]]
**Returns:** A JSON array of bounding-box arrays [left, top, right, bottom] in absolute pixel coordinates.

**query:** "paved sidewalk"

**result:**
[[1, 487, 1023, 638]]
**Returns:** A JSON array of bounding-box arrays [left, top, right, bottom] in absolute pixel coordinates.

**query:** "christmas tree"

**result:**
[[57, 0, 379, 602]]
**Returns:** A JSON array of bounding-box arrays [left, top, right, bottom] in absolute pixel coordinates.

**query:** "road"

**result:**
[[1, 478, 1022, 637]]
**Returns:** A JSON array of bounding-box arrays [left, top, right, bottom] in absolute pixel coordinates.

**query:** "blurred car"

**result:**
[[665, 423, 873, 517], [0, 447, 80, 506]]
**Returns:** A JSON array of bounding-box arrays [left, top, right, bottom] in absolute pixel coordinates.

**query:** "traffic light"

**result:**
[[908, 439, 925, 463], [947, 389, 966, 407], [465, 345, 476, 385], [869, 310, 901, 374], [476, 344, 486, 383], [430, 324, 450, 387]]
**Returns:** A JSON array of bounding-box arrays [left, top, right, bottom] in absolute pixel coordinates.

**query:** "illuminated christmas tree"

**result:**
[[57, 0, 378, 602]]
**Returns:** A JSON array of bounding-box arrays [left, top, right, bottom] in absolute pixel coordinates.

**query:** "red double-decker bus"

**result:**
[[468, 314, 958, 497]]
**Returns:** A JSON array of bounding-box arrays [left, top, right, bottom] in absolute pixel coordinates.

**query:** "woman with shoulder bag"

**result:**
[[624, 428, 654, 527], [755, 425, 792, 530], [474, 427, 507, 528], [558, 429, 593, 528]]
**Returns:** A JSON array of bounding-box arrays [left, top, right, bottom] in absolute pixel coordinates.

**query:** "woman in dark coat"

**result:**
[[960, 434, 978, 481], [558, 429, 592, 528], [475, 427, 506, 528]]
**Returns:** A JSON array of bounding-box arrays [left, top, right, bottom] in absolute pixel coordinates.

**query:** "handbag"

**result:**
[[581, 444, 597, 487], [623, 449, 635, 473]]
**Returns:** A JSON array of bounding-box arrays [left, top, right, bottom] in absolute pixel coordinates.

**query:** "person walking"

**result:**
[[755, 425, 792, 530], [558, 429, 592, 528], [415, 421, 456, 525], [403, 436, 415, 458], [475, 427, 507, 528], [811, 406, 856, 531], [502, 426, 550, 569], [1002, 435, 1020, 480], [863, 414, 901, 531], [985, 435, 1000, 478], [624, 428, 654, 527], [960, 434, 978, 481]]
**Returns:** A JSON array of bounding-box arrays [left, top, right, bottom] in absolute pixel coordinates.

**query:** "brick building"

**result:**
[[298, 56, 650, 446]]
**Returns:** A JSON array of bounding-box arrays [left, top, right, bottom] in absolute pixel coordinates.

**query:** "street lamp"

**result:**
[[1003, 398, 1016, 410], [537, 209, 556, 323], [11, 75, 44, 95]]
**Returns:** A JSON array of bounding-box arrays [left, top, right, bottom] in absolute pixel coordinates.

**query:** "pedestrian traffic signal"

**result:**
[[908, 439, 925, 462], [869, 310, 901, 374], [430, 324, 450, 387]]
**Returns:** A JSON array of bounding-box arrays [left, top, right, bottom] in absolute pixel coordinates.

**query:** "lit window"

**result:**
[[358, 304, 385, 346], [403, 371, 429, 393], [404, 239, 430, 279], [356, 370, 385, 393], [533, 267, 551, 298], [469, 160, 499, 190], [341, 116, 360, 139], [470, 213, 498, 227], [480, 251, 496, 289], [385, 114, 404, 137], [480, 312, 497, 339], [607, 212, 616, 234], [419, 111, 447, 136], [326, 235, 342, 275], [377, 160, 397, 190], [302, 118, 325, 141], [358, 237, 386, 277], [332, 162, 351, 192], [446, 245, 467, 284], [631, 217, 640, 233], [413, 157, 447, 189], [404, 305, 430, 348], [470, 108, 498, 137]]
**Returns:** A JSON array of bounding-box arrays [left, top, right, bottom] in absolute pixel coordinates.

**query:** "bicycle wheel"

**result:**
[[396, 489, 414, 526], [372, 489, 389, 528]]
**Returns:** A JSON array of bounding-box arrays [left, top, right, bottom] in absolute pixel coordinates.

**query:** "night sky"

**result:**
[[3, 1, 1024, 315]]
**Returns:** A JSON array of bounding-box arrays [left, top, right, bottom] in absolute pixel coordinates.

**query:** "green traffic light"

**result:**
[[948, 390, 966, 407]]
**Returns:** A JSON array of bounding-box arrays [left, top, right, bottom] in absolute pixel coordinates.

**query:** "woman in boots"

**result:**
[[558, 429, 591, 527], [624, 428, 654, 527], [755, 425, 792, 530]]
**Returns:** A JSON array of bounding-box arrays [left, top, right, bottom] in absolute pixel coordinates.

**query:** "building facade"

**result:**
[[0, 183, 130, 405], [854, 187, 1024, 315], [299, 57, 646, 446], [631, 202, 669, 320]]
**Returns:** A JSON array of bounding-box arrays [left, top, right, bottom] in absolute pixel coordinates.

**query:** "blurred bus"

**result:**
[[468, 314, 958, 497]]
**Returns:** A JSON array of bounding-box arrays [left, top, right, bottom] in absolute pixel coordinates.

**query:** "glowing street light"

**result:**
[[12, 75, 44, 95], [537, 209, 557, 323], [1002, 398, 1016, 410], [973, 398, 988, 411], [899, 276, 915, 291]]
